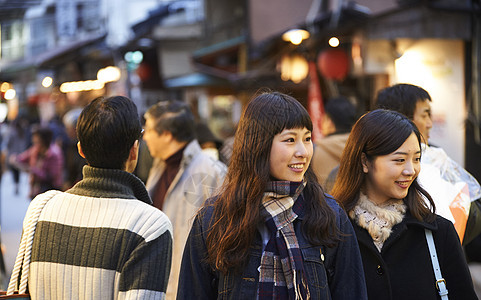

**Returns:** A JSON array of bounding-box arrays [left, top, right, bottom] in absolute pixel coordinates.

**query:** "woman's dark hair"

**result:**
[[76, 96, 142, 170], [331, 109, 435, 222], [205, 91, 340, 274]]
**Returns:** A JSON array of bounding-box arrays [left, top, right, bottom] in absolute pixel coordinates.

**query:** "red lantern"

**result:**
[[317, 48, 349, 81], [136, 63, 152, 81]]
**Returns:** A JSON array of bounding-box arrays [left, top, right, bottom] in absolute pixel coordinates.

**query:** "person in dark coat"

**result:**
[[376, 83, 481, 245], [331, 109, 477, 300]]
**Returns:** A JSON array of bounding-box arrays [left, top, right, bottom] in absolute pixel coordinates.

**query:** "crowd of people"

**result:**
[[0, 83, 480, 299]]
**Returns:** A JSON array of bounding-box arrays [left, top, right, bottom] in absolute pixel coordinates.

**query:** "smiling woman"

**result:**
[[331, 109, 477, 300], [269, 127, 313, 182], [177, 91, 368, 300]]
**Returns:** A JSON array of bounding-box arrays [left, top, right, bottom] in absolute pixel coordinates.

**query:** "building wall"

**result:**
[[103, 0, 160, 47], [394, 39, 465, 165], [204, 0, 244, 45], [248, 0, 313, 44], [159, 40, 201, 79]]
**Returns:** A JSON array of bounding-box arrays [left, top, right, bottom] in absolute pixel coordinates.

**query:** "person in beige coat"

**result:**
[[143, 101, 226, 299], [311, 97, 357, 190]]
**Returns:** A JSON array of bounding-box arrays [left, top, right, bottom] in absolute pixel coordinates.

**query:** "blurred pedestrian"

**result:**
[[311, 96, 357, 189], [9, 126, 63, 199], [195, 122, 223, 160], [14, 95, 173, 298], [178, 92, 367, 299], [62, 108, 85, 189], [4, 116, 29, 194], [376, 83, 481, 245], [331, 109, 476, 299], [143, 100, 226, 299]]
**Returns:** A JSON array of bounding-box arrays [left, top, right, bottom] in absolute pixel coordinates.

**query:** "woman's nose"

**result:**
[[294, 142, 308, 157], [402, 162, 416, 176]]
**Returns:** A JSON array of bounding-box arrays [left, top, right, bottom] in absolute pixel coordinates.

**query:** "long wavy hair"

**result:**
[[205, 91, 340, 274], [331, 109, 436, 222]]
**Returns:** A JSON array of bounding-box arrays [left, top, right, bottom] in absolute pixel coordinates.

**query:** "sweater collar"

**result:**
[[67, 165, 152, 204]]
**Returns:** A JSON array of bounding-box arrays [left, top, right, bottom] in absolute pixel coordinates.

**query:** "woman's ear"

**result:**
[[361, 153, 369, 173]]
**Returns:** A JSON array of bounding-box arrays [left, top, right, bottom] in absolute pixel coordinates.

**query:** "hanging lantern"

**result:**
[[279, 54, 309, 83], [317, 48, 349, 81]]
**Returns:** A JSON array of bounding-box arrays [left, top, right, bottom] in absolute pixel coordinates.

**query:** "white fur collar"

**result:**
[[349, 193, 406, 252]]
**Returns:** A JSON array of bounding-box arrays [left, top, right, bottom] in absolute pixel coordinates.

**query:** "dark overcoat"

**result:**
[[352, 210, 477, 300]]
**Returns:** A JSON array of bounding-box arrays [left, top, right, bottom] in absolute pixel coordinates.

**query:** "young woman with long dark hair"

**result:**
[[177, 91, 367, 299], [331, 109, 476, 299]]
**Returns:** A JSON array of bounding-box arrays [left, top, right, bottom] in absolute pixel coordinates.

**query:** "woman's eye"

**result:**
[[305, 137, 312, 142], [415, 157, 421, 162], [284, 138, 295, 142]]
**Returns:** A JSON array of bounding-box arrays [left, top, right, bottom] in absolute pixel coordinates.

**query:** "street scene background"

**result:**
[[0, 0, 481, 297]]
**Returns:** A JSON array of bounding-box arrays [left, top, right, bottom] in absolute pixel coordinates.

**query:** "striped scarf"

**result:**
[[257, 180, 310, 300]]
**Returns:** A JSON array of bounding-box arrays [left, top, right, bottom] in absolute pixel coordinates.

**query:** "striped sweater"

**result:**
[[25, 166, 173, 299]]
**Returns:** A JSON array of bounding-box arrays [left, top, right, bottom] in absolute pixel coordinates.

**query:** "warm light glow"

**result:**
[[395, 50, 432, 86], [282, 29, 310, 45], [0, 82, 10, 92], [329, 37, 340, 48], [280, 54, 309, 83], [97, 66, 121, 83], [60, 80, 105, 93], [42, 76, 53, 88], [4, 88, 16, 100], [0, 103, 7, 123]]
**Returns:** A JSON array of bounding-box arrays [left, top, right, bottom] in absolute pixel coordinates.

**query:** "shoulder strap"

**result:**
[[425, 229, 449, 300], [7, 190, 60, 295]]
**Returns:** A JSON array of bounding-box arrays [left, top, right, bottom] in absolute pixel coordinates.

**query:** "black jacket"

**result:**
[[352, 211, 477, 300]]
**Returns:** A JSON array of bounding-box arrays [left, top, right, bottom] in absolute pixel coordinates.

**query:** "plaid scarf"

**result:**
[[257, 180, 310, 300]]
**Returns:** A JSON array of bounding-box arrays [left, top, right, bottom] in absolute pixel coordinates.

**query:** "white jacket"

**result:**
[[146, 140, 227, 299]]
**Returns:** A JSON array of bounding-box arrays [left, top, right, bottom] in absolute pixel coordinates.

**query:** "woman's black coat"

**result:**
[[351, 210, 477, 300]]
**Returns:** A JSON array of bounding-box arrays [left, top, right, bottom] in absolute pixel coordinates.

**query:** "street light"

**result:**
[[282, 29, 310, 45], [97, 66, 121, 83], [42, 76, 53, 88], [4, 89, 16, 100], [329, 37, 340, 48], [0, 82, 10, 93]]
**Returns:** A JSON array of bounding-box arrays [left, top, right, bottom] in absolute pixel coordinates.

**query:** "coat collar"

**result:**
[[146, 139, 203, 191], [351, 208, 438, 254], [402, 210, 438, 231]]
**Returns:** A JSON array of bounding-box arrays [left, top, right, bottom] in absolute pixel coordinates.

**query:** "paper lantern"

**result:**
[[317, 48, 349, 81]]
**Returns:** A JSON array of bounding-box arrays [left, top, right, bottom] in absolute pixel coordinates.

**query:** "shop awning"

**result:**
[[163, 73, 230, 88], [0, 34, 106, 77], [365, 4, 473, 40]]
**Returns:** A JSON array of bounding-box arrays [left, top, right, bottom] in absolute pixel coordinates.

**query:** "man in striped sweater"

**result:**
[[24, 96, 173, 299]]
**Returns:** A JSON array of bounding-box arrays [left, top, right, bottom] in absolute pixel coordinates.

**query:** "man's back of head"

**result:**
[[375, 83, 432, 119], [324, 96, 357, 133], [76, 96, 142, 170]]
